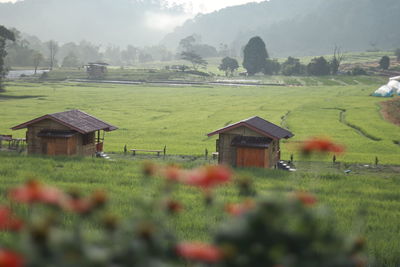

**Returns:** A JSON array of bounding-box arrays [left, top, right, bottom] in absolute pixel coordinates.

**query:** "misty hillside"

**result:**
[[162, 0, 400, 57], [0, 0, 183, 46]]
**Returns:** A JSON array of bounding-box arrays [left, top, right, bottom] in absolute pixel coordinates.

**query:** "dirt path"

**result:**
[[380, 97, 400, 127]]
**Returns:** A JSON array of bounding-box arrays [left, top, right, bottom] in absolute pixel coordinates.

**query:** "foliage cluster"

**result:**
[[0, 25, 15, 91], [0, 161, 366, 266]]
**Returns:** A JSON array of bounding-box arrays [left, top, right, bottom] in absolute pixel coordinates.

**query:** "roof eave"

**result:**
[[207, 122, 281, 140]]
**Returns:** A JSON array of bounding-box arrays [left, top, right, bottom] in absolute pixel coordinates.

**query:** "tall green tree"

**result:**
[[219, 57, 239, 76], [242, 36, 269, 75], [0, 25, 15, 92], [379, 56, 390, 70], [307, 56, 331, 76]]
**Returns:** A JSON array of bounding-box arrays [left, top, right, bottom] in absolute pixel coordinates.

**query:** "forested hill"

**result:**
[[162, 0, 400, 57]]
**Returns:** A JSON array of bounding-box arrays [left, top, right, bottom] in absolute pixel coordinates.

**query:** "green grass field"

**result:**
[[0, 74, 400, 265], [0, 153, 399, 266], [1, 77, 399, 164]]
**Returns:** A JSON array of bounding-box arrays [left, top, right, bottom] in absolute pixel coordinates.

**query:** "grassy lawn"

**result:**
[[0, 79, 399, 164], [0, 152, 399, 266]]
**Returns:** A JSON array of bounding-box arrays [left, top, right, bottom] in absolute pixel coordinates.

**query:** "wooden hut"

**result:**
[[11, 110, 117, 156], [207, 116, 293, 168], [85, 62, 108, 79]]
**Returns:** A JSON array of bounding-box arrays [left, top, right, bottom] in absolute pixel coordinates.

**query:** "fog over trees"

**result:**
[[0, 0, 399, 63]]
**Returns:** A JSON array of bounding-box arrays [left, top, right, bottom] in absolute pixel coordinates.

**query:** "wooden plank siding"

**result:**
[[218, 127, 280, 168], [26, 119, 95, 156]]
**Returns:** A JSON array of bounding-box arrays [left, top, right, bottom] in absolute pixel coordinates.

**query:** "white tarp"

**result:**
[[372, 77, 400, 97], [372, 85, 394, 97]]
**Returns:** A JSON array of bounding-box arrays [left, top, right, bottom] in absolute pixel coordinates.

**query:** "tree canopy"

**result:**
[[219, 57, 239, 76], [0, 25, 15, 91], [242, 36, 269, 75], [307, 57, 331, 76], [180, 51, 207, 70], [379, 56, 390, 70]]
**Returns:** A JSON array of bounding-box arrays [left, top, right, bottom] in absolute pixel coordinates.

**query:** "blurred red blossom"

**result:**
[[184, 165, 231, 189], [0, 206, 23, 232], [176, 242, 222, 263], [163, 165, 182, 182], [294, 191, 317, 206], [300, 137, 345, 155], [62, 198, 92, 214], [225, 199, 255, 216], [0, 250, 24, 267], [163, 199, 183, 214], [9, 180, 65, 206]]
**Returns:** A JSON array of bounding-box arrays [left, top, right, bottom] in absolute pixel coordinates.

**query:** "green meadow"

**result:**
[[0, 76, 399, 266], [0, 153, 399, 266], [0, 77, 399, 164]]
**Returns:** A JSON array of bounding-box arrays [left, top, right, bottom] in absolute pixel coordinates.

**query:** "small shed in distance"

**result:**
[[85, 62, 109, 79], [11, 110, 117, 156], [207, 116, 294, 168]]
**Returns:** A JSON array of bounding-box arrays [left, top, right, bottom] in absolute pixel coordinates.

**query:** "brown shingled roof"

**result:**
[[11, 110, 118, 134], [207, 116, 293, 140]]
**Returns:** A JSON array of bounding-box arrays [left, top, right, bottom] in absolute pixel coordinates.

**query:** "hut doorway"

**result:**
[[236, 147, 269, 168]]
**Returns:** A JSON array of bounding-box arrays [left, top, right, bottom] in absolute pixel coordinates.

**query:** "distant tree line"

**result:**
[[239, 36, 347, 77]]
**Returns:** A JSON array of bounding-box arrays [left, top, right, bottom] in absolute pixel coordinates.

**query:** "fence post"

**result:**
[[205, 148, 208, 160], [163, 145, 167, 160]]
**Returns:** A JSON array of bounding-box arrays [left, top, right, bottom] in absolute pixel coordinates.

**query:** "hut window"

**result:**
[[82, 133, 94, 145], [216, 139, 219, 152]]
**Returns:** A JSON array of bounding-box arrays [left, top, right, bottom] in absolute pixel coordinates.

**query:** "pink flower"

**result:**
[[176, 242, 222, 263], [0, 249, 24, 267]]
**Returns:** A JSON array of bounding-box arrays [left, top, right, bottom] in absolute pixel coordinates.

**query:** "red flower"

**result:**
[[301, 137, 345, 155], [163, 165, 182, 182], [0, 250, 24, 267], [163, 199, 183, 214], [295, 191, 317, 206], [9, 180, 65, 206], [225, 200, 255, 216], [176, 242, 222, 263], [184, 165, 231, 189], [0, 206, 23, 232], [62, 198, 92, 214]]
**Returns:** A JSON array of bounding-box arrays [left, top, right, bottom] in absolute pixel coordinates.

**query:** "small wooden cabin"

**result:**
[[85, 62, 108, 79], [11, 110, 117, 156], [207, 116, 294, 168]]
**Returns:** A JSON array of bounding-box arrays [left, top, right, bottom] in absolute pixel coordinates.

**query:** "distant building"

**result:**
[[11, 110, 117, 156], [207, 116, 294, 168], [85, 62, 109, 79]]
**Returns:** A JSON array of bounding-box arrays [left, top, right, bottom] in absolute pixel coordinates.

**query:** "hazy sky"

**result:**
[[0, 0, 265, 14]]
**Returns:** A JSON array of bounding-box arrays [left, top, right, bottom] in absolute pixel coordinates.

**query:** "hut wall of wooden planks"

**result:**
[[208, 116, 293, 169], [12, 110, 117, 157]]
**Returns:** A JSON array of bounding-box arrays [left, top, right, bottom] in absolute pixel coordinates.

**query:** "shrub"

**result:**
[[351, 66, 367, 76]]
